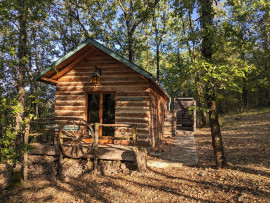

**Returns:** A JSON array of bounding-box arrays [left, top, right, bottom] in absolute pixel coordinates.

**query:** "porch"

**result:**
[[28, 118, 140, 161]]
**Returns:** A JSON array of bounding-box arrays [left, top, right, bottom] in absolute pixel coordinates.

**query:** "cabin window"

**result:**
[[87, 93, 115, 137]]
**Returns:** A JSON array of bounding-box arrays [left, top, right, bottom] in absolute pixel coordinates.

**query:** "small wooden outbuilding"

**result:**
[[174, 98, 196, 132], [36, 38, 170, 149]]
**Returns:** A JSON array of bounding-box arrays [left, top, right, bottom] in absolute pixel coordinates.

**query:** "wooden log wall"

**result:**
[[164, 110, 177, 137], [55, 50, 151, 146], [149, 84, 167, 148]]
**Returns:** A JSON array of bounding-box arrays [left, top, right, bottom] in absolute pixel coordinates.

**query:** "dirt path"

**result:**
[[147, 132, 198, 168]]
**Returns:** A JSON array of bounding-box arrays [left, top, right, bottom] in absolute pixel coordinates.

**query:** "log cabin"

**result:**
[[35, 38, 170, 149]]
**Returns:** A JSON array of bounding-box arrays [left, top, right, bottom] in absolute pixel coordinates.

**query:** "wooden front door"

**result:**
[[87, 93, 115, 137]]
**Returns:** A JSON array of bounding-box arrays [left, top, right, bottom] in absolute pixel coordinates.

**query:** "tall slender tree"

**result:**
[[199, 0, 227, 168]]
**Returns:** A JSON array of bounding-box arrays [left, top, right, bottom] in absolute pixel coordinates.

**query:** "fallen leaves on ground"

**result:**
[[1, 109, 270, 202]]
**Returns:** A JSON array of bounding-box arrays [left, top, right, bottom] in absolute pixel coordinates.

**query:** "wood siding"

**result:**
[[55, 50, 151, 145], [164, 110, 177, 137], [149, 84, 167, 148]]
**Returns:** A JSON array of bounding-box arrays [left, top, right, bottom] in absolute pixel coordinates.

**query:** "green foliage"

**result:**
[[0, 97, 17, 163], [0, 97, 34, 163], [190, 57, 251, 93]]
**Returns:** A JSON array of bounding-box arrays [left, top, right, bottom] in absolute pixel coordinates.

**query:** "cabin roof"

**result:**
[[35, 38, 170, 99]]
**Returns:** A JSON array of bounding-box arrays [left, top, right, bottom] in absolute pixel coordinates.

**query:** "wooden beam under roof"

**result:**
[[51, 46, 95, 80], [40, 77, 58, 84]]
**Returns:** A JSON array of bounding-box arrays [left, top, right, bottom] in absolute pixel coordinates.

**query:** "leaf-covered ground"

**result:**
[[1, 108, 270, 202]]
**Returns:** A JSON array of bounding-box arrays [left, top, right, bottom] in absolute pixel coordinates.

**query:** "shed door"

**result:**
[[87, 93, 115, 137]]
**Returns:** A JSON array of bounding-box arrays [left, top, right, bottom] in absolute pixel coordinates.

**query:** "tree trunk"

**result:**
[[156, 43, 160, 81], [201, 109, 208, 127], [242, 78, 248, 108], [207, 92, 227, 168], [127, 30, 134, 63], [22, 122, 30, 180], [15, 0, 27, 165], [199, 0, 227, 168]]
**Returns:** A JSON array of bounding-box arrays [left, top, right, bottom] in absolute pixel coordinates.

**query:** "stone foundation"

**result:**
[[0, 155, 136, 184], [28, 155, 135, 181]]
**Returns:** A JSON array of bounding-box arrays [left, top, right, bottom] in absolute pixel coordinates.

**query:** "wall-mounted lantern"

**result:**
[[91, 66, 102, 85]]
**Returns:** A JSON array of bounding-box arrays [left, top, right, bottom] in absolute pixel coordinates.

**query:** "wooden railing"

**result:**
[[29, 118, 137, 147], [94, 123, 138, 146], [29, 118, 57, 144]]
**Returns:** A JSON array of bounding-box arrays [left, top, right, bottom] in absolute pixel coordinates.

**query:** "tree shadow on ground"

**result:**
[[108, 174, 216, 203], [0, 174, 134, 202], [147, 167, 270, 198]]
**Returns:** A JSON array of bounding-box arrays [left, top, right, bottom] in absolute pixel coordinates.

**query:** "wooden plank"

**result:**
[[136, 134, 149, 139], [55, 91, 85, 96], [116, 113, 149, 118], [55, 101, 84, 106], [116, 102, 150, 107], [117, 92, 150, 97], [58, 76, 146, 82], [116, 109, 149, 114], [115, 118, 149, 124], [56, 86, 150, 92], [118, 97, 144, 101], [57, 82, 148, 87], [116, 106, 150, 111], [65, 71, 139, 77], [55, 116, 84, 121], [56, 95, 85, 100], [136, 129, 149, 134], [40, 77, 59, 84], [100, 123, 133, 127], [55, 112, 84, 117], [55, 106, 84, 111], [29, 143, 134, 161], [76, 63, 128, 68]]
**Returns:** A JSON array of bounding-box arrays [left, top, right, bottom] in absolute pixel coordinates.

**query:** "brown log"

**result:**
[[55, 106, 84, 111], [75, 63, 128, 68], [55, 101, 84, 106], [115, 118, 149, 124], [115, 113, 149, 118], [116, 102, 150, 107], [57, 86, 150, 92], [99, 123, 132, 127], [55, 111, 84, 117], [133, 146, 147, 172], [55, 91, 85, 96], [117, 92, 150, 97], [56, 95, 85, 100], [40, 77, 59, 84], [57, 82, 148, 86], [55, 116, 84, 121], [64, 71, 139, 77]]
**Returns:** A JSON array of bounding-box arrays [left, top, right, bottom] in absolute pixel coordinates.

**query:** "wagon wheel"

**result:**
[[58, 119, 94, 158]]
